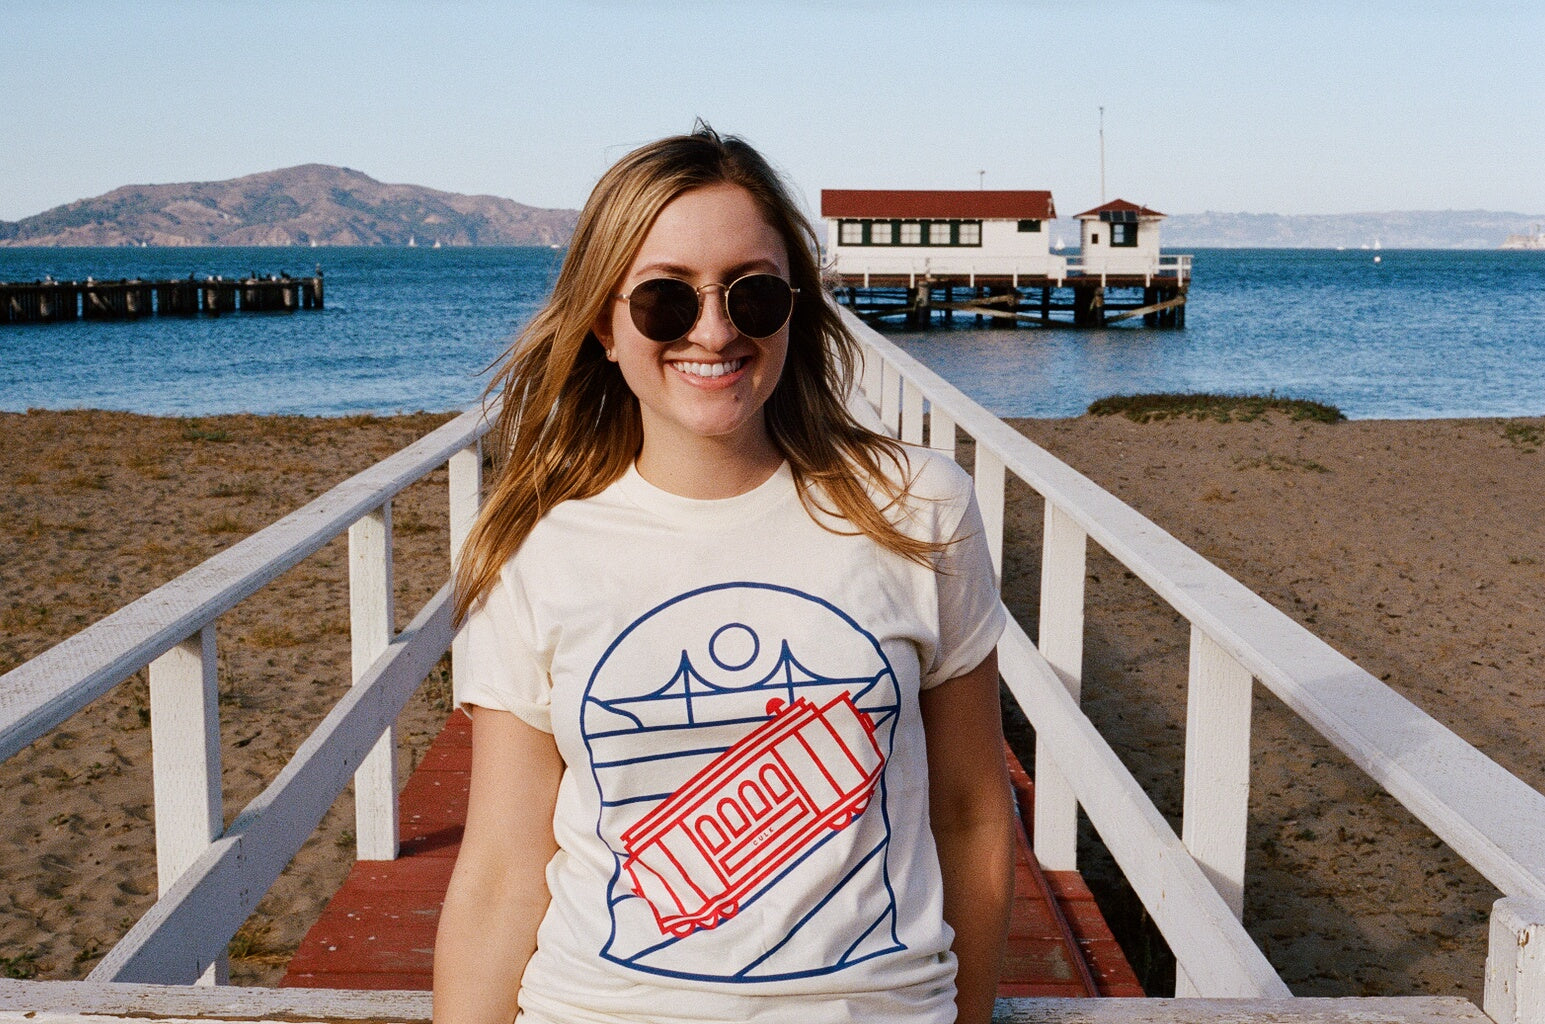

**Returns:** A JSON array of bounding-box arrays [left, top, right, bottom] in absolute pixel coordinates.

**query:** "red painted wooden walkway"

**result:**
[[282, 713, 1143, 998]]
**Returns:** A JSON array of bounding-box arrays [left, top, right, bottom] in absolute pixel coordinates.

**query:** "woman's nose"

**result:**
[[686, 284, 738, 350]]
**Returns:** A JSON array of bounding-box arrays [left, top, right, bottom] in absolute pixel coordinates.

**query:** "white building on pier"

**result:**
[[821, 189, 1062, 282]]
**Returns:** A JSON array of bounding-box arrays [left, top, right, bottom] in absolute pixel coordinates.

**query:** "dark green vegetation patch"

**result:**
[[1087, 392, 1346, 424]]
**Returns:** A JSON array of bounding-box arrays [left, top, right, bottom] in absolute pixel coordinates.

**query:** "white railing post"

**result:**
[[861, 348, 882, 406], [449, 440, 483, 702], [973, 446, 1004, 583], [901, 378, 925, 445], [1033, 503, 1087, 871], [349, 503, 398, 860], [880, 361, 901, 437], [929, 407, 956, 458], [148, 623, 226, 985], [1486, 897, 1545, 1024], [1176, 627, 1254, 997]]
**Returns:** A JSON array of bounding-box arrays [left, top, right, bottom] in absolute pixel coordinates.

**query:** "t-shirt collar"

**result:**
[[614, 460, 795, 522]]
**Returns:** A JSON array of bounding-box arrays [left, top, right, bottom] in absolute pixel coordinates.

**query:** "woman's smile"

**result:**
[[669, 356, 748, 383]]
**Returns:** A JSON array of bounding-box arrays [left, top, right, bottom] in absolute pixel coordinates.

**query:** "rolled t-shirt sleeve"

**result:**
[[454, 568, 554, 732], [923, 484, 1007, 689]]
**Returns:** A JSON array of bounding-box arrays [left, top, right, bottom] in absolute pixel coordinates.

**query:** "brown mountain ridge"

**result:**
[[0, 164, 579, 247]]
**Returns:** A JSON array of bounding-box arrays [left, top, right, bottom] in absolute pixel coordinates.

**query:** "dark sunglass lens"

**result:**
[[630, 278, 699, 341], [726, 275, 794, 338]]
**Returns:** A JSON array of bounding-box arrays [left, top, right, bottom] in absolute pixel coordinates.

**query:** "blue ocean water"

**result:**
[[2, 246, 1541, 419]]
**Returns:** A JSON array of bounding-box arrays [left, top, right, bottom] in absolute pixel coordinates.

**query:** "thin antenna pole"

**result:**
[[1099, 106, 1106, 204], [979, 169, 985, 190]]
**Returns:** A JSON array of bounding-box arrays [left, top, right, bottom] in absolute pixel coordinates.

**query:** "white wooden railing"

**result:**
[[1061, 252, 1192, 286], [829, 253, 1071, 288], [0, 404, 493, 985], [1, 319, 1541, 1022], [827, 252, 1190, 290], [847, 308, 1545, 1022]]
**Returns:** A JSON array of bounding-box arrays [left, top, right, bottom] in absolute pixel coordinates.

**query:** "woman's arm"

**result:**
[[433, 705, 563, 1024], [921, 651, 1015, 1024]]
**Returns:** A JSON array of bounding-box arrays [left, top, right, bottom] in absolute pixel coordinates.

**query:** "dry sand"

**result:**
[[1, 408, 1541, 1002]]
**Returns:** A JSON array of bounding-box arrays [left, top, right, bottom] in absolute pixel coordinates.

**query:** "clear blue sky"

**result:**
[[3, 0, 1541, 223]]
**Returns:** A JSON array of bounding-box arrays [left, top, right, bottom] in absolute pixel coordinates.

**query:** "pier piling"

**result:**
[[2, 271, 325, 324]]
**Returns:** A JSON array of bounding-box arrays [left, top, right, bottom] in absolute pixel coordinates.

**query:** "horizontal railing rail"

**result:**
[[827, 254, 1072, 287], [1061, 252, 1191, 285], [845, 307, 1544, 1009]]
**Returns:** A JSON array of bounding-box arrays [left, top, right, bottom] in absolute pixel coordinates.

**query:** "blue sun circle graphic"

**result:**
[[708, 622, 759, 671]]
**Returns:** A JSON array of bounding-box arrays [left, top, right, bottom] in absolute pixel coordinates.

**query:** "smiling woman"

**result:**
[[433, 127, 1016, 1024]]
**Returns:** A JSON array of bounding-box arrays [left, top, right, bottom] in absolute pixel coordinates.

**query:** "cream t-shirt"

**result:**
[[458, 448, 1005, 1024]]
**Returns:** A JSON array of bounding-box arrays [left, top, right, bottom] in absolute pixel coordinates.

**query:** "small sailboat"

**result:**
[[1053, 235, 1066, 252], [432, 239, 442, 249], [407, 235, 417, 248]]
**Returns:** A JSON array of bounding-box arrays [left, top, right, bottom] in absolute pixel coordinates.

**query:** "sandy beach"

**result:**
[[2, 408, 1541, 1003]]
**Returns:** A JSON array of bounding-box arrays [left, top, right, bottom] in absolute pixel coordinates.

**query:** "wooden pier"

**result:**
[[1, 271, 324, 324], [832, 270, 1188, 330]]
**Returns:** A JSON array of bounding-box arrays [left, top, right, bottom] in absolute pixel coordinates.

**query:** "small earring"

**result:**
[[605, 348, 617, 362]]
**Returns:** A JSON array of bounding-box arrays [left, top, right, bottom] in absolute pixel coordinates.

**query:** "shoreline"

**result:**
[[2, 408, 1541, 1000]]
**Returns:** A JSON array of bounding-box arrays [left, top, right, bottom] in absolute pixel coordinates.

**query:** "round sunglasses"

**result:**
[[615, 273, 799, 343]]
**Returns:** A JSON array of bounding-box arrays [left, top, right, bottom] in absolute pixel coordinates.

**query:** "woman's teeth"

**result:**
[[674, 358, 745, 379]]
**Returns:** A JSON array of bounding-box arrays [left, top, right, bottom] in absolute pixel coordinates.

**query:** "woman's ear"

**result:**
[[589, 324, 617, 362]]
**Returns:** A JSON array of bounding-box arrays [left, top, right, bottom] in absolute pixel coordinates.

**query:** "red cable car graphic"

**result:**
[[620, 691, 884, 938]]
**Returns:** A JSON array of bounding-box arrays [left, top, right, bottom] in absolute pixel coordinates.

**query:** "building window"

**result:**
[[1110, 222, 1138, 247], [869, 220, 894, 245], [928, 221, 953, 245], [1017, 219, 1042, 232], [1090, 231, 1100, 245], [839, 220, 863, 245], [957, 221, 981, 245], [899, 221, 922, 245]]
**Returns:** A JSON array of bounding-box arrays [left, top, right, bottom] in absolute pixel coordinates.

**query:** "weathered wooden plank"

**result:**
[[0, 982, 1485, 1023], [845, 309, 1545, 904], [998, 619, 1291, 998], [0, 404, 496, 766], [992, 997, 1489, 1023], [149, 626, 222, 897], [0, 979, 432, 1020], [447, 441, 482, 722], [880, 360, 901, 436], [88, 586, 454, 985], [928, 407, 956, 457], [1485, 896, 1545, 1023], [1182, 627, 1254, 921], [147, 624, 228, 985], [350, 505, 398, 861], [1033, 504, 1087, 872], [974, 446, 1005, 582], [901, 376, 925, 445]]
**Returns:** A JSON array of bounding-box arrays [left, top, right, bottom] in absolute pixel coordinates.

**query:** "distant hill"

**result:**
[[1153, 209, 1545, 249], [0, 165, 579, 247]]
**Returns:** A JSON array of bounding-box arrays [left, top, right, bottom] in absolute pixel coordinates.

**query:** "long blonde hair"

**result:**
[[454, 126, 937, 624]]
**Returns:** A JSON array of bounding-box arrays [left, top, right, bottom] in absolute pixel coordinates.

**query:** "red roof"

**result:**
[[1072, 199, 1166, 220], [821, 189, 1056, 220]]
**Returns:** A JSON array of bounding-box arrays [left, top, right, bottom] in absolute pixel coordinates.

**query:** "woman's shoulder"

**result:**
[[867, 443, 978, 544], [889, 443, 974, 506]]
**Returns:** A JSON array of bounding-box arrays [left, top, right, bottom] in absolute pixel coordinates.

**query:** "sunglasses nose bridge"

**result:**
[[686, 281, 738, 346]]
